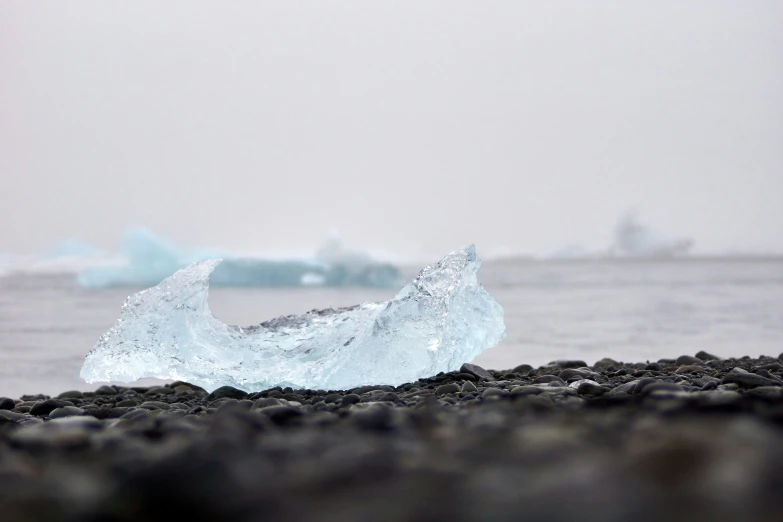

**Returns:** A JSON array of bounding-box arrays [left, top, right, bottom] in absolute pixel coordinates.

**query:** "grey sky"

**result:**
[[1, 1, 781, 259]]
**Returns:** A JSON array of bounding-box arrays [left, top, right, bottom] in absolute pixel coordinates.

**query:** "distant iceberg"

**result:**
[[610, 211, 693, 258], [80, 245, 505, 392], [545, 211, 694, 260], [77, 228, 402, 289]]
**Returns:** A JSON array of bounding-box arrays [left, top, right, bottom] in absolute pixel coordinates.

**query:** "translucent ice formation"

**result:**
[[80, 245, 505, 392], [77, 228, 401, 289]]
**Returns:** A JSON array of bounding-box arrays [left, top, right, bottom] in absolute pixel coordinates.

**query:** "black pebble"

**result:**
[[532, 375, 566, 386], [722, 372, 781, 389], [675, 355, 703, 366], [30, 399, 73, 416], [95, 385, 118, 395], [340, 394, 361, 406], [0, 397, 15, 410], [435, 383, 460, 395], [206, 386, 248, 401], [459, 363, 493, 381], [259, 405, 302, 425], [550, 360, 588, 369]]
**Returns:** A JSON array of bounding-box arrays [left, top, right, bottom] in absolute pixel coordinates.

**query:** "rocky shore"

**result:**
[[2, 353, 783, 521]]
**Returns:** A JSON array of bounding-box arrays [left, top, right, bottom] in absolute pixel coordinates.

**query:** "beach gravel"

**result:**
[[1, 354, 783, 521]]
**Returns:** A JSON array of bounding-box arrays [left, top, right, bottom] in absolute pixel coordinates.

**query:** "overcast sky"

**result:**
[[1, 1, 781, 259]]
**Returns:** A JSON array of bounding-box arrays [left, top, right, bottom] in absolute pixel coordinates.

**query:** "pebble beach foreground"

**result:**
[[2, 354, 783, 521]]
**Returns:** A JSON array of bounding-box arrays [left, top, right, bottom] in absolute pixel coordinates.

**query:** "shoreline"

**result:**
[[2, 353, 783, 521]]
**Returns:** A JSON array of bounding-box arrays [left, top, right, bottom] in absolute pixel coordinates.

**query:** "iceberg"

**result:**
[[80, 245, 505, 392], [611, 211, 693, 257], [77, 228, 401, 289]]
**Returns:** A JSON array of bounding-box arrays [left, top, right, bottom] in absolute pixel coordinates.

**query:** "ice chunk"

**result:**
[[77, 228, 401, 289], [80, 245, 505, 392]]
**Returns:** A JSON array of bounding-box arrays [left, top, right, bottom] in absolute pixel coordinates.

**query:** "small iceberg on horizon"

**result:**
[[77, 228, 402, 289], [610, 211, 693, 258], [546, 211, 694, 260], [80, 245, 506, 392]]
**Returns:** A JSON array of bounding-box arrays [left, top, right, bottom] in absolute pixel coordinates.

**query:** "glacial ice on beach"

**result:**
[[77, 228, 401, 289], [80, 245, 505, 392]]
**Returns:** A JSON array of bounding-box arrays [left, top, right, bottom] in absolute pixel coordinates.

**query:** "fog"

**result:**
[[1, 1, 781, 259]]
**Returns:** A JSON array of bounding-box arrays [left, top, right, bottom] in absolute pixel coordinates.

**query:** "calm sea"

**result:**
[[1, 258, 782, 397]]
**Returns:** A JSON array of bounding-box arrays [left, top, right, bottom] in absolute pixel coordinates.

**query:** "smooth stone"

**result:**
[[104, 407, 133, 418], [482, 388, 507, 399], [691, 376, 720, 388], [145, 386, 176, 396], [559, 368, 594, 380], [95, 385, 118, 395], [510, 385, 542, 397], [218, 399, 250, 411], [205, 386, 247, 401], [608, 380, 640, 396], [253, 398, 283, 409], [340, 394, 361, 406], [139, 401, 171, 410], [259, 405, 302, 424], [460, 363, 494, 381], [0, 397, 15, 410], [324, 393, 341, 404], [592, 358, 620, 370], [638, 381, 684, 395], [118, 410, 150, 422], [48, 416, 103, 430], [747, 387, 783, 399], [532, 375, 566, 386], [350, 404, 394, 431], [454, 372, 478, 382], [11, 424, 91, 449], [57, 390, 84, 399], [351, 385, 394, 394], [722, 372, 781, 388], [675, 355, 703, 366], [675, 365, 704, 374], [645, 363, 663, 371], [549, 360, 588, 369], [695, 350, 721, 361], [173, 385, 194, 394], [116, 399, 138, 407], [700, 390, 743, 405], [436, 383, 460, 395], [0, 409, 27, 422], [48, 406, 85, 419], [30, 399, 74, 417], [576, 380, 606, 397], [461, 381, 478, 393], [512, 364, 533, 374]]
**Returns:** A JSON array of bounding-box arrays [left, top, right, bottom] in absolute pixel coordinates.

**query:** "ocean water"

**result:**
[[1, 259, 782, 398]]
